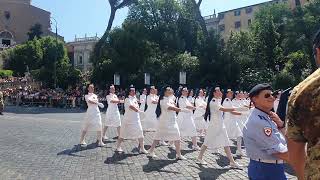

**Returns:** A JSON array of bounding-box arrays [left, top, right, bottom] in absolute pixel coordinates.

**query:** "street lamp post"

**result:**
[[50, 17, 58, 89]]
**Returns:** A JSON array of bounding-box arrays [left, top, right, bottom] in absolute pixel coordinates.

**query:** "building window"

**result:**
[[234, 10, 241, 16], [219, 24, 225, 32], [4, 11, 10, 20], [248, 19, 252, 26], [235, 21, 241, 29], [0, 31, 13, 46], [2, 39, 11, 46], [218, 13, 224, 19], [78, 56, 83, 65], [246, 7, 253, 14]]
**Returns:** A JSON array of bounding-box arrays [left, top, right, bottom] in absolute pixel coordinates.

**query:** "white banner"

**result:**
[[114, 74, 120, 86], [144, 73, 150, 85], [179, 71, 186, 85]]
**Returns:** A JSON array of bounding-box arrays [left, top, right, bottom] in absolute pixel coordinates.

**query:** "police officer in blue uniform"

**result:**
[[243, 83, 289, 180]]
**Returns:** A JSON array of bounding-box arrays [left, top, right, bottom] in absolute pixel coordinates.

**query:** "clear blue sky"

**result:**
[[31, 0, 270, 42]]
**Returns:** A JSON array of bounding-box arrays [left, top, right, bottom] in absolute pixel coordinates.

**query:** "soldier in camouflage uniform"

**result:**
[[0, 90, 4, 115], [286, 29, 320, 180]]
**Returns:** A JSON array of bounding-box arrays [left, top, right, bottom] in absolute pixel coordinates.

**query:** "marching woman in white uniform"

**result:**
[[187, 89, 195, 106], [115, 87, 148, 154], [273, 91, 281, 112], [139, 88, 147, 112], [232, 92, 247, 131], [177, 88, 200, 150], [148, 87, 186, 160], [79, 84, 105, 147], [142, 86, 159, 132], [139, 88, 147, 131], [194, 89, 207, 136], [222, 89, 244, 156], [197, 87, 241, 168], [102, 85, 124, 141]]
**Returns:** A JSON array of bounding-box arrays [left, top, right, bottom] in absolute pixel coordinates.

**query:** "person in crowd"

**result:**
[[243, 83, 289, 180], [79, 84, 105, 147], [102, 85, 124, 141], [223, 89, 244, 156], [177, 87, 200, 150], [286, 28, 320, 180], [142, 86, 159, 132], [115, 86, 148, 154], [197, 87, 242, 168], [139, 88, 148, 112], [147, 86, 186, 160], [0, 89, 4, 115], [194, 89, 207, 136]]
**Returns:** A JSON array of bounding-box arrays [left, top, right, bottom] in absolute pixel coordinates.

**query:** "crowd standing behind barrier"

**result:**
[[1, 86, 128, 114]]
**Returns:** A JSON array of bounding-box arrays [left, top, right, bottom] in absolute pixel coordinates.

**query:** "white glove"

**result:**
[[181, 108, 191, 113], [235, 107, 248, 111], [139, 111, 146, 119], [98, 103, 104, 108]]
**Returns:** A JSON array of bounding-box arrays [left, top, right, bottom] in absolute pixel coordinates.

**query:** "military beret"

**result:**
[[249, 83, 272, 98]]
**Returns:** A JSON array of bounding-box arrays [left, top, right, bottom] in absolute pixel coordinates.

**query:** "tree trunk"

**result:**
[[101, 7, 116, 44], [93, 7, 116, 59], [193, 0, 208, 39]]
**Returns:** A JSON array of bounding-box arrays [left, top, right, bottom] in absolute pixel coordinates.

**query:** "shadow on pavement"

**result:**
[[167, 148, 194, 159], [189, 165, 230, 180], [104, 152, 141, 164], [143, 158, 180, 174], [57, 143, 99, 157]]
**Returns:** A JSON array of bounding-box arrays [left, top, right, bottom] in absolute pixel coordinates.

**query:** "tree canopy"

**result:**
[[3, 37, 81, 89]]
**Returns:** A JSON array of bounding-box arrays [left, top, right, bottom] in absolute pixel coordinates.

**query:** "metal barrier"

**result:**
[[3, 95, 126, 114]]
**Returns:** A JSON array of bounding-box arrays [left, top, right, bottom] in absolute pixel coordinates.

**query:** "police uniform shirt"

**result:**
[[243, 108, 287, 160]]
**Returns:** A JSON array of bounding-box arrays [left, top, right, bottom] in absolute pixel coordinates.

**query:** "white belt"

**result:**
[[252, 158, 284, 164]]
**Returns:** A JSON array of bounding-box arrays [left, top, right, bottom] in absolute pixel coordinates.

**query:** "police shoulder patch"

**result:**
[[264, 127, 272, 137]]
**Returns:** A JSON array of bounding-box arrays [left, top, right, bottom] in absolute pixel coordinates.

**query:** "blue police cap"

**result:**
[[249, 83, 272, 98]]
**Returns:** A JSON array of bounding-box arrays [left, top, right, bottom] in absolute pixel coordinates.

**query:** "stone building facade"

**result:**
[[0, 0, 52, 48], [67, 36, 99, 72], [204, 0, 311, 40]]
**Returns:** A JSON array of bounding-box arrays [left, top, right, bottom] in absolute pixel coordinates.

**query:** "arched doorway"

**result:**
[[0, 31, 14, 46]]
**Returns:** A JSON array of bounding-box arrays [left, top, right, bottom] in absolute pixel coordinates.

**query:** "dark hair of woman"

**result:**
[[222, 90, 235, 105], [156, 86, 170, 118], [188, 89, 194, 97], [194, 88, 201, 99], [140, 88, 150, 112], [204, 87, 215, 121], [125, 85, 135, 98], [176, 87, 187, 109], [194, 88, 204, 106], [84, 84, 93, 95]]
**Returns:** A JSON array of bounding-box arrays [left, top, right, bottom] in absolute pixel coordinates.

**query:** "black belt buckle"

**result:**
[[258, 159, 279, 164]]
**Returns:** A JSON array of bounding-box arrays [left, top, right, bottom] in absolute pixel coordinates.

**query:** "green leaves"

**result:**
[[91, 0, 320, 89], [0, 70, 13, 78], [3, 36, 81, 89]]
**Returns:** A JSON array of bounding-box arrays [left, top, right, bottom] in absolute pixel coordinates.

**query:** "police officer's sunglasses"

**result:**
[[264, 93, 274, 99]]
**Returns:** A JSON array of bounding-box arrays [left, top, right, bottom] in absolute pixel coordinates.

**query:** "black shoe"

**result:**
[[0, 112, 3, 115]]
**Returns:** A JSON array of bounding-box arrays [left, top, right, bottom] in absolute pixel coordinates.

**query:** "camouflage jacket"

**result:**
[[286, 68, 320, 180]]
